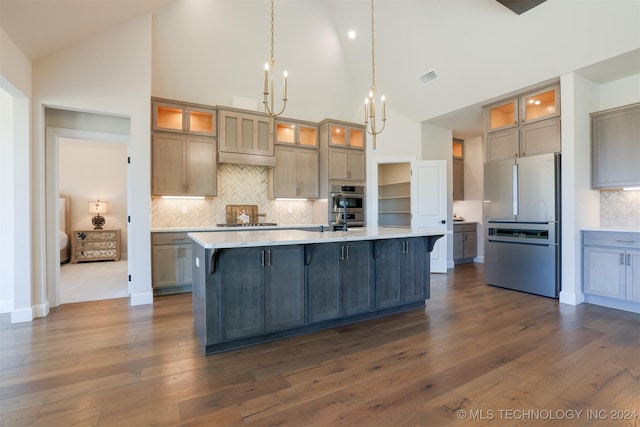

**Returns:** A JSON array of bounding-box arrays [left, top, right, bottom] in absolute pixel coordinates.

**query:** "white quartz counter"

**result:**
[[152, 224, 326, 233], [581, 227, 640, 233], [188, 226, 447, 249]]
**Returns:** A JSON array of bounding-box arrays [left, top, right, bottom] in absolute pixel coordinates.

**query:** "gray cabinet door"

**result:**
[[152, 133, 185, 196], [374, 239, 402, 309], [341, 241, 374, 316], [346, 150, 366, 181], [307, 243, 342, 323], [591, 103, 640, 189], [219, 247, 266, 340], [306, 243, 342, 323], [452, 157, 464, 201], [584, 246, 625, 299], [401, 238, 428, 303], [272, 145, 298, 198], [626, 250, 640, 303], [487, 128, 518, 162], [520, 117, 560, 158], [152, 245, 180, 288], [462, 232, 477, 259], [265, 245, 305, 331], [328, 147, 347, 180], [452, 232, 464, 261], [298, 148, 319, 198]]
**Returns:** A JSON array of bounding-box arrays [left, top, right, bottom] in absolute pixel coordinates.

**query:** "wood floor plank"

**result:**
[[1, 263, 638, 426]]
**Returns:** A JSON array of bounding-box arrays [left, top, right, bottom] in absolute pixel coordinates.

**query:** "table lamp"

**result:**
[[89, 200, 108, 229]]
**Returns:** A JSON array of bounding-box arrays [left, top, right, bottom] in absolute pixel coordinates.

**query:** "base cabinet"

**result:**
[[217, 245, 305, 341], [453, 223, 477, 263], [152, 232, 193, 294], [193, 235, 443, 354], [583, 231, 640, 312], [306, 241, 374, 322], [374, 238, 430, 309]]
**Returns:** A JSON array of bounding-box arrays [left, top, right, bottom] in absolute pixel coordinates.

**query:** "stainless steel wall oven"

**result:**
[[329, 184, 365, 227]]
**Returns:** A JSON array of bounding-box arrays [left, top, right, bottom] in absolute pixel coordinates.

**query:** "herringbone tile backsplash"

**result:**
[[600, 190, 640, 228], [151, 164, 314, 228]]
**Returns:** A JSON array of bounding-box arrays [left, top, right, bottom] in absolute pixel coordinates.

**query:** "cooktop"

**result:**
[[217, 223, 278, 227]]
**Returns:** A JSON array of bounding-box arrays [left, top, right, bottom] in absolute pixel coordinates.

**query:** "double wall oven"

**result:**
[[329, 184, 365, 227]]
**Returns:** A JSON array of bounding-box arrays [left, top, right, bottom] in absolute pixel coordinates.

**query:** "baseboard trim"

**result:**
[[559, 290, 584, 306], [11, 307, 33, 323], [130, 292, 153, 306]]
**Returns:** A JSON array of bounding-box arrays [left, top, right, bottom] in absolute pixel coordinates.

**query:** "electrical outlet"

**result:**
[[181, 205, 188, 214], [288, 206, 293, 214]]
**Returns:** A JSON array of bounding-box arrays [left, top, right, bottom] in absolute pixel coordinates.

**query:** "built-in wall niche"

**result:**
[[378, 162, 411, 227]]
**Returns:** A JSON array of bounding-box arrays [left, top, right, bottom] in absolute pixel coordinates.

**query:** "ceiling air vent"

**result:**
[[417, 69, 439, 85]]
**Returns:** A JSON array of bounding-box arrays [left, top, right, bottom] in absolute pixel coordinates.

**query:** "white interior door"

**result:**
[[412, 160, 447, 273]]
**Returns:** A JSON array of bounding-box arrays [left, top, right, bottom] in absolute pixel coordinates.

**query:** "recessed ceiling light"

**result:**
[[348, 30, 356, 39]]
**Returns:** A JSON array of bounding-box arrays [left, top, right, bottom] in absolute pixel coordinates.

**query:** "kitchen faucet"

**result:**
[[334, 193, 348, 231]]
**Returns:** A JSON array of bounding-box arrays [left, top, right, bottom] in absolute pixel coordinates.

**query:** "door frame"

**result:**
[[45, 126, 129, 307], [371, 156, 416, 228]]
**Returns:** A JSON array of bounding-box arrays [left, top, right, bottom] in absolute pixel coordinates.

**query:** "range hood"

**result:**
[[496, 0, 547, 15]]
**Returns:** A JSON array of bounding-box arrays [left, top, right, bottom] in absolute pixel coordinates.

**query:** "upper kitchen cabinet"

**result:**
[[268, 145, 320, 199], [452, 139, 464, 201], [152, 133, 217, 197], [275, 119, 318, 147], [486, 99, 518, 132], [217, 107, 275, 167], [319, 120, 366, 188], [326, 122, 365, 149], [486, 84, 561, 162], [591, 102, 640, 189], [152, 98, 216, 136]]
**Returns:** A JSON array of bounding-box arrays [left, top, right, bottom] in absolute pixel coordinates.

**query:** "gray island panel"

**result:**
[[190, 227, 444, 355]]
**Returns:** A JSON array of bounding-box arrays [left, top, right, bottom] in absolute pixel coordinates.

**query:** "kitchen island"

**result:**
[[189, 227, 444, 355]]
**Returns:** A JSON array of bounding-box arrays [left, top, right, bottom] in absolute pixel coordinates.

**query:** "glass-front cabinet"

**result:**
[[152, 99, 216, 136], [487, 99, 518, 132], [521, 85, 559, 124], [275, 119, 318, 147], [328, 124, 365, 149]]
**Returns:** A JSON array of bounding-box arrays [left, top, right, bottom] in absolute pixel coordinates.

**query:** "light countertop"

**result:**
[[152, 224, 326, 233], [581, 227, 640, 233], [188, 226, 447, 249]]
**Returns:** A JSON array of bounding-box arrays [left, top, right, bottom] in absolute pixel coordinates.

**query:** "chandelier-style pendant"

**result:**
[[263, 0, 287, 131], [364, 0, 386, 150]]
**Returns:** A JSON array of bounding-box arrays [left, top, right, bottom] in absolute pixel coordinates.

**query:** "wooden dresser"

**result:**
[[71, 229, 121, 263]]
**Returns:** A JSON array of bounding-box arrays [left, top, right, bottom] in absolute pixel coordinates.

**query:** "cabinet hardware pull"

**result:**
[[340, 246, 345, 260], [401, 241, 406, 253], [616, 240, 634, 243], [406, 241, 410, 253], [261, 250, 265, 266], [627, 254, 631, 266], [620, 253, 624, 265], [345, 245, 349, 260], [267, 250, 272, 266]]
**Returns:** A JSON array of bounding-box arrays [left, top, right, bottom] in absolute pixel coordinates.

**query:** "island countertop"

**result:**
[[188, 226, 447, 249]]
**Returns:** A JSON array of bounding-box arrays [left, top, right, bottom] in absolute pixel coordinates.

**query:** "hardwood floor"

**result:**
[[1, 263, 638, 426]]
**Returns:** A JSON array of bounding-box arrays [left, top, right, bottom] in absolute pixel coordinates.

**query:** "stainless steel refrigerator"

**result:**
[[483, 152, 560, 298]]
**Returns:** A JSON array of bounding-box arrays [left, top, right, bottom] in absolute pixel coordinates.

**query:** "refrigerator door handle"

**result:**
[[512, 163, 519, 216]]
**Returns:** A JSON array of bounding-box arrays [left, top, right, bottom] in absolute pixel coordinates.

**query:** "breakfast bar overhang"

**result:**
[[189, 227, 444, 355]]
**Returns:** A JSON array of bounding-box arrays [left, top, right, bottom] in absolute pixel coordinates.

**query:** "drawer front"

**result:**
[[583, 231, 640, 249], [152, 232, 191, 245], [453, 223, 476, 233]]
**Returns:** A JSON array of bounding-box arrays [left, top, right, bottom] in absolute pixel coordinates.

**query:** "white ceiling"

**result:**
[[1, 0, 639, 140]]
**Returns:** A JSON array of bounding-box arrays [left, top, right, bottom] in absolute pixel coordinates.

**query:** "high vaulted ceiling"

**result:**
[[1, 0, 639, 139]]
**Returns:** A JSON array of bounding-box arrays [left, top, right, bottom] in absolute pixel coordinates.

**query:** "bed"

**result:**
[[60, 194, 71, 264]]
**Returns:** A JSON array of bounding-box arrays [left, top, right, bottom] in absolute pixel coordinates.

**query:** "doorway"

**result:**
[[58, 138, 128, 303], [45, 108, 131, 307], [374, 158, 448, 273]]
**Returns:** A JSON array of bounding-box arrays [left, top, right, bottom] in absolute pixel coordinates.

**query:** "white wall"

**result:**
[[152, 1, 359, 123], [452, 135, 485, 261], [32, 14, 153, 311], [366, 106, 422, 223], [559, 70, 640, 305], [421, 123, 454, 267], [59, 139, 128, 255], [0, 27, 32, 321]]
